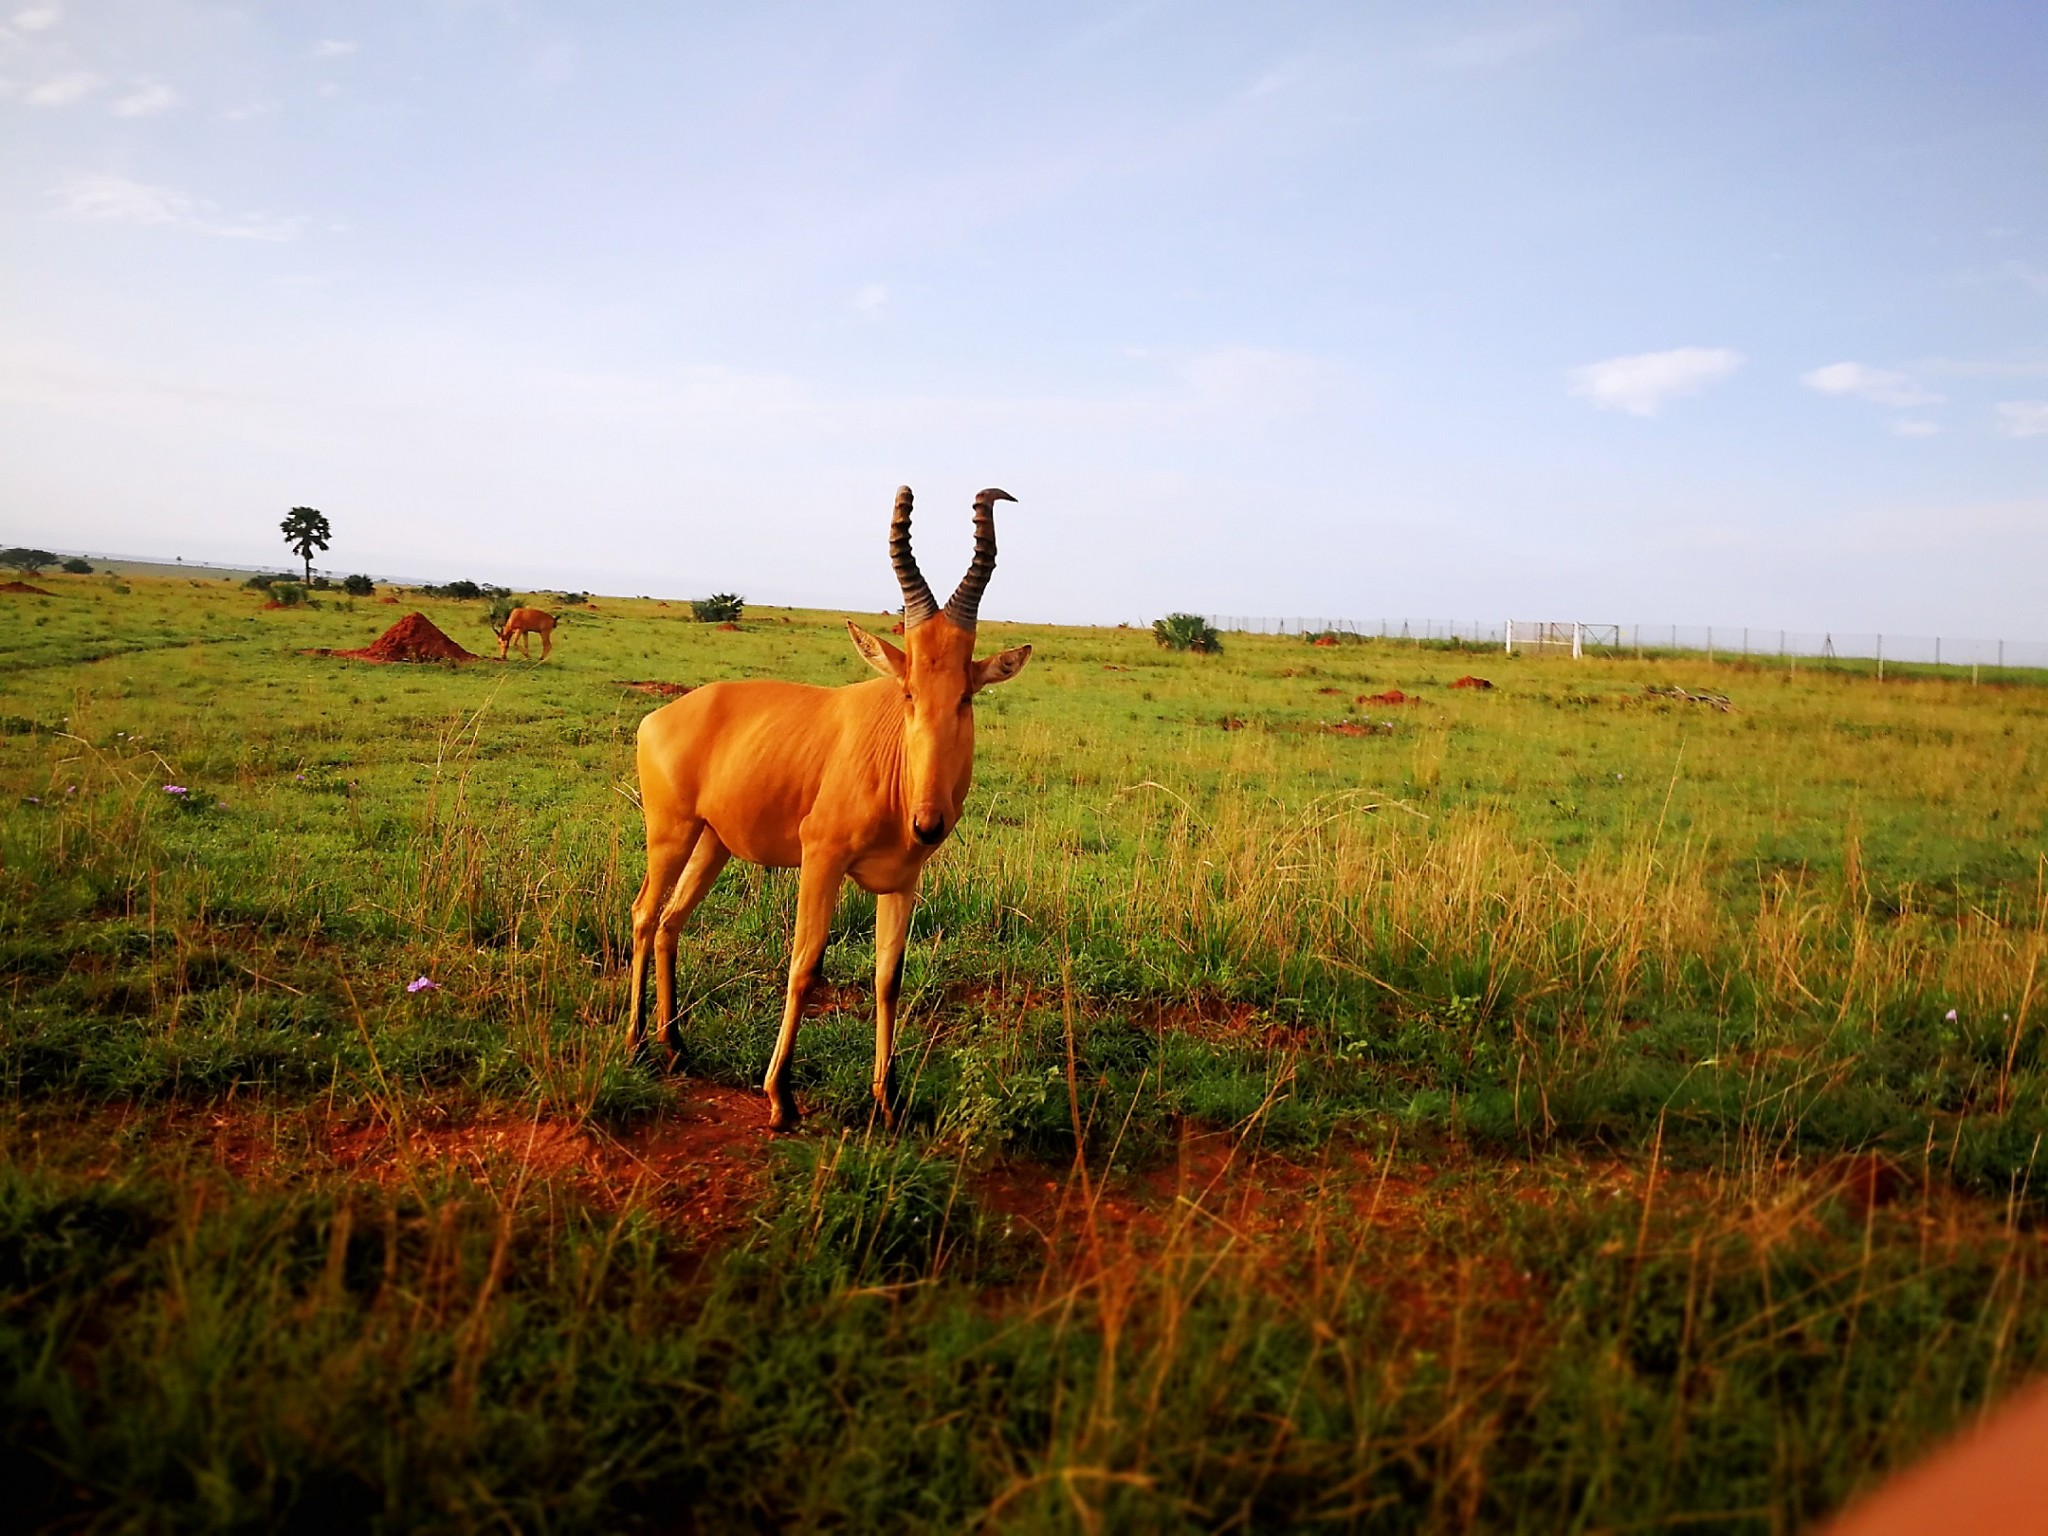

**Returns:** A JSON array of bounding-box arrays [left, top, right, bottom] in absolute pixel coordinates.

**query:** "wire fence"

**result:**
[[1199, 616, 2048, 672]]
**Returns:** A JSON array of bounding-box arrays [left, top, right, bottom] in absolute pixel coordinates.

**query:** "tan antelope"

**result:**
[[494, 607, 556, 661], [628, 487, 1030, 1130]]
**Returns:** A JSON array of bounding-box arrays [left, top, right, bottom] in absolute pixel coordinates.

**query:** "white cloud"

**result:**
[[1996, 401, 2048, 438], [51, 174, 306, 242], [222, 101, 276, 122], [25, 70, 100, 106], [1995, 259, 2048, 297], [311, 39, 357, 58], [1889, 420, 1941, 438], [1423, 20, 1567, 70], [1801, 361, 1942, 408], [1567, 347, 1743, 417], [853, 283, 888, 315], [13, 4, 60, 32], [112, 81, 180, 117]]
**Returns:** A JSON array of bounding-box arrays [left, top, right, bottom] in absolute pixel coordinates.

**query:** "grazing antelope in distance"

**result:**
[[629, 487, 1031, 1131], [494, 607, 556, 661]]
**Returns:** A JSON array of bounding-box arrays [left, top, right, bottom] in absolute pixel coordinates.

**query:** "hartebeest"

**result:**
[[628, 487, 1031, 1130], [495, 607, 555, 661]]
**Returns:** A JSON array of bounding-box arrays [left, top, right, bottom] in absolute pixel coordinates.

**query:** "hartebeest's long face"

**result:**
[[847, 612, 1031, 847]]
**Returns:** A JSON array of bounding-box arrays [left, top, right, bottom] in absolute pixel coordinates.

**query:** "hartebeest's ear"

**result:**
[[847, 621, 907, 681], [970, 644, 1032, 692]]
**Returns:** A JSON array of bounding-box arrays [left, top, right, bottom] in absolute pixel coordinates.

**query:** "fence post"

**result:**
[[1572, 621, 1583, 660], [1877, 634, 1884, 682], [1505, 619, 1513, 656]]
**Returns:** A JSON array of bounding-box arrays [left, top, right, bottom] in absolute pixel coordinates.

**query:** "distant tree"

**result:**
[[244, 574, 277, 590], [342, 573, 376, 597], [692, 593, 745, 623], [1, 548, 59, 576], [280, 507, 332, 583], [422, 579, 484, 600], [61, 557, 94, 574], [555, 591, 588, 606], [1153, 613, 1222, 653]]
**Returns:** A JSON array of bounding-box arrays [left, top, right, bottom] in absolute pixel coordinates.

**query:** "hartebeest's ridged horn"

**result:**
[[890, 486, 939, 628], [943, 488, 1013, 631]]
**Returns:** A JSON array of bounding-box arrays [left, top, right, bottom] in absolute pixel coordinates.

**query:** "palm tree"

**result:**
[[280, 507, 332, 583]]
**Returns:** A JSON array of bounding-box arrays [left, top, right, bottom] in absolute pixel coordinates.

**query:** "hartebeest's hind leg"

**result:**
[[872, 885, 915, 1128], [650, 828, 730, 1045], [539, 627, 552, 661], [763, 854, 848, 1131], [627, 813, 704, 1047]]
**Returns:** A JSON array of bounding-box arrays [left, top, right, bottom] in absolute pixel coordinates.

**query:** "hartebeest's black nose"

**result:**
[[913, 814, 947, 846]]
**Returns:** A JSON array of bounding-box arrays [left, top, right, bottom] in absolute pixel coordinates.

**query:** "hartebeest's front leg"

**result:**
[[763, 854, 846, 1131], [872, 884, 916, 1128]]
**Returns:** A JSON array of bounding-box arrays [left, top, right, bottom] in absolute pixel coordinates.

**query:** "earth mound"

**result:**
[[334, 612, 476, 664], [1451, 675, 1494, 690], [0, 580, 53, 595], [1359, 688, 1416, 705], [617, 680, 692, 697]]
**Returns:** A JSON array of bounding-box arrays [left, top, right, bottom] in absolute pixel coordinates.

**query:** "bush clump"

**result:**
[[61, 557, 93, 575], [341, 574, 376, 597], [267, 581, 307, 608], [692, 593, 745, 623], [1153, 612, 1222, 653], [419, 580, 510, 602]]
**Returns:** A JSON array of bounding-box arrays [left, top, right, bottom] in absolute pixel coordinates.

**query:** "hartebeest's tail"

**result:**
[[892, 485, 1014, 632]]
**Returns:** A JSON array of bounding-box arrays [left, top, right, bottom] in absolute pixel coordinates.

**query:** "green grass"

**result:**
[[4, 569, 2047, 1530]]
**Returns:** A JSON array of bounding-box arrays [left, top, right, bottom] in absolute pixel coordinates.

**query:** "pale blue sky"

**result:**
[[2, 2, 2044, 634]]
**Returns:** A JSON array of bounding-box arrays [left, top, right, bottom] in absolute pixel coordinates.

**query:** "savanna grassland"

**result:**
[[4, 568, 2048, 1532]]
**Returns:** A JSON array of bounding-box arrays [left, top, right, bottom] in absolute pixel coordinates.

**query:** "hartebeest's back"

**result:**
[[627, 488, 1031, 1130]]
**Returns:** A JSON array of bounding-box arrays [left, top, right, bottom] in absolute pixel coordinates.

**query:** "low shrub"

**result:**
[[1153, 612, 1222, 653], [61, 557, 93, 575], [341, 574, 375, 597], [692, 593, 745, 623]]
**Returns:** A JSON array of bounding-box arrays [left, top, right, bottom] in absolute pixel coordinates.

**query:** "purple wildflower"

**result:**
[[163, 785, 188, 796], [406, 976, 440, 994]]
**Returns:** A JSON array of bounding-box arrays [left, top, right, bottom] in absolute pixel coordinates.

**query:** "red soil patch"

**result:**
[[378, 595, 399, 604], [1451, 675, 1494, 690], [0, 580, 53, 595], [120, 1084, 772, 1239], [715, 621, 740, 631], [1359, 688, 1415, 705], [618, 679, 692, 698], [331, 611, 477, 664], [1311, 634, 1339, 647], [1324, 720, 1392, 738]]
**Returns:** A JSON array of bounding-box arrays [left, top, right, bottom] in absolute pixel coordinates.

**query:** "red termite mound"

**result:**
[[0, 580, 54, 595], [333, 612, 476, 663], [1451, 675, 1494, 690]]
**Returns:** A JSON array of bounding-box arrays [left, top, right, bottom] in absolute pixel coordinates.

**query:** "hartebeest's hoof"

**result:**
[[766, 1088, 802, 1133], [872, 1076, 903, 1131]]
